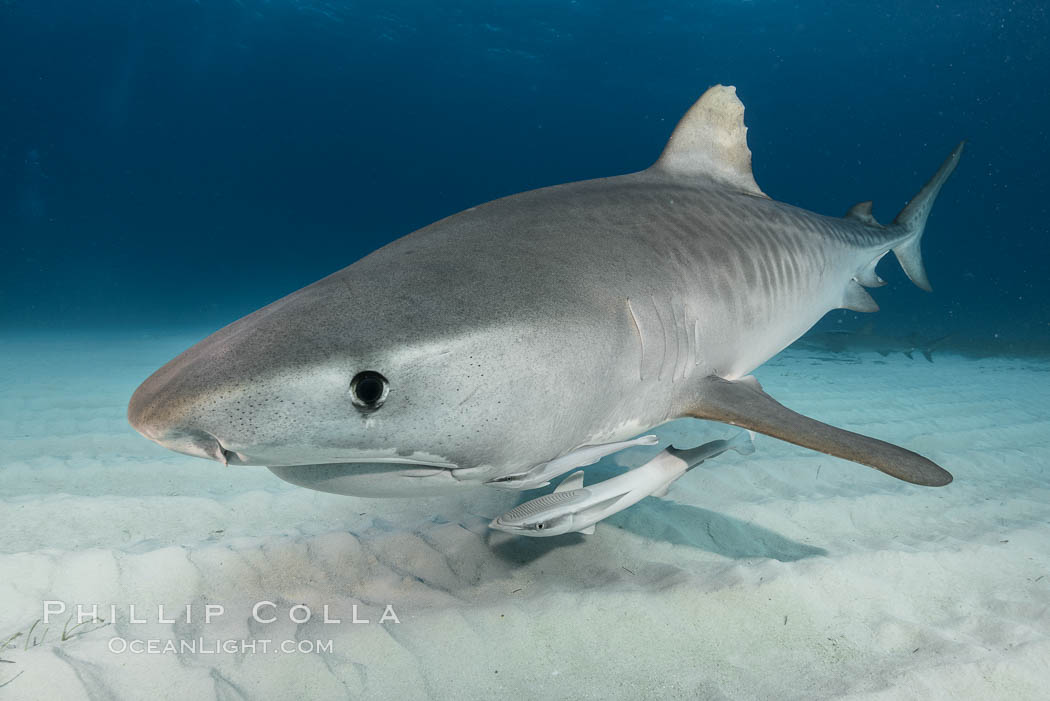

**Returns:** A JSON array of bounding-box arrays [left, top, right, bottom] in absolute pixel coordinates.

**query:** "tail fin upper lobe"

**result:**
[[890, 141, 966, 292]]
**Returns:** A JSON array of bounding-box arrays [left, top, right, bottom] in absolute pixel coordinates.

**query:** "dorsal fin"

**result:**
[[845, 201, 881, 226], [555, 470, 584, 493], [652, 85, 767, 198]]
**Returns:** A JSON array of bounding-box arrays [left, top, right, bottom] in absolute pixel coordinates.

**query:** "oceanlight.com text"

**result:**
[[108, 637, 335, 655]]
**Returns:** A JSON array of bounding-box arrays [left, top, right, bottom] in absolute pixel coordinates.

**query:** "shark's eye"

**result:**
[[536, 523, 545, 530], [350, 371, 388, 410]]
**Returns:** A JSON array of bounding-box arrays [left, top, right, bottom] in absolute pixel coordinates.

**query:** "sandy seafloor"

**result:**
[[1, 332, 1049, 700]]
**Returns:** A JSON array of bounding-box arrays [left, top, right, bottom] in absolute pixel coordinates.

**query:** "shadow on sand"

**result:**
[[488, 496, 826, 565]]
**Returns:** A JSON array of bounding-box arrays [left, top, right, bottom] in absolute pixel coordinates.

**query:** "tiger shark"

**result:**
[[128, 85, 961, 498]]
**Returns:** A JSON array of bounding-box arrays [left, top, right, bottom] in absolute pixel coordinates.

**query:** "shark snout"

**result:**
[[128, 373, 234, 465]]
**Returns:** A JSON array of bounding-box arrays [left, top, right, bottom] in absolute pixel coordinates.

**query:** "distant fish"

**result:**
[[129, 85, 960, 505], [797, 323, 953, 362], [490, 432, 755, 537]]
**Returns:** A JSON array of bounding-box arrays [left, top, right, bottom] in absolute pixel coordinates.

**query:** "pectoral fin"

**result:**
[[685, 375, 952, 487]]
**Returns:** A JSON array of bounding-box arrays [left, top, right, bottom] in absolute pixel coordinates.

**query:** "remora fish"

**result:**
[[490, 431, 755, 537], [128, 85, 960, 497]]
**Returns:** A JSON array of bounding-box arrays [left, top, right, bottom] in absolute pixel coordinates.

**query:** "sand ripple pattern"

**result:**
[[1, 334, 1049, 700]]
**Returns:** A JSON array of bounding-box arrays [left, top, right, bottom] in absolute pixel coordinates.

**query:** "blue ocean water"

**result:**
[[1, 1, 1047, 351]]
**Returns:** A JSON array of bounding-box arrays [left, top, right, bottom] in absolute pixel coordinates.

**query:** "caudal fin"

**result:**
[[890, 142, 965, 292]]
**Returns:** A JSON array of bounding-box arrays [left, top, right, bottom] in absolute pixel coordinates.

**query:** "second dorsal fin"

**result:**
[[845, 201, 881, 226], [652, 85, 766, 198]]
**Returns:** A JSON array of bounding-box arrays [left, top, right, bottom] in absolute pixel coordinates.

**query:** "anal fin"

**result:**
[[685, 376, 952, 486], [841, 281, 880, 313], [854, 253, 887, 288]]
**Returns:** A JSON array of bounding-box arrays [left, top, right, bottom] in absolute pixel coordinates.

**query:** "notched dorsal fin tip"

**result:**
[[652, 85, 767, 198]]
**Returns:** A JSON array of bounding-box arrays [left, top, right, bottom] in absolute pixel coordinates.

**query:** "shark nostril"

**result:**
[[194, 432, 229, 465], [152, 427, 231, 465]]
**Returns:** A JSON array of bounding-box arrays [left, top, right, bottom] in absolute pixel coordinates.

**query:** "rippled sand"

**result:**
[[2, 333, 1048, 700]]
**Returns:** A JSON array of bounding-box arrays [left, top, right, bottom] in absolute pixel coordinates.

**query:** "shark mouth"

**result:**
[[266, 460, 468, 497], [241, 456, 460, 476], [325, 457, 459, 468], [275, 457, 461, 478], [218, 447, 458, 471]]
